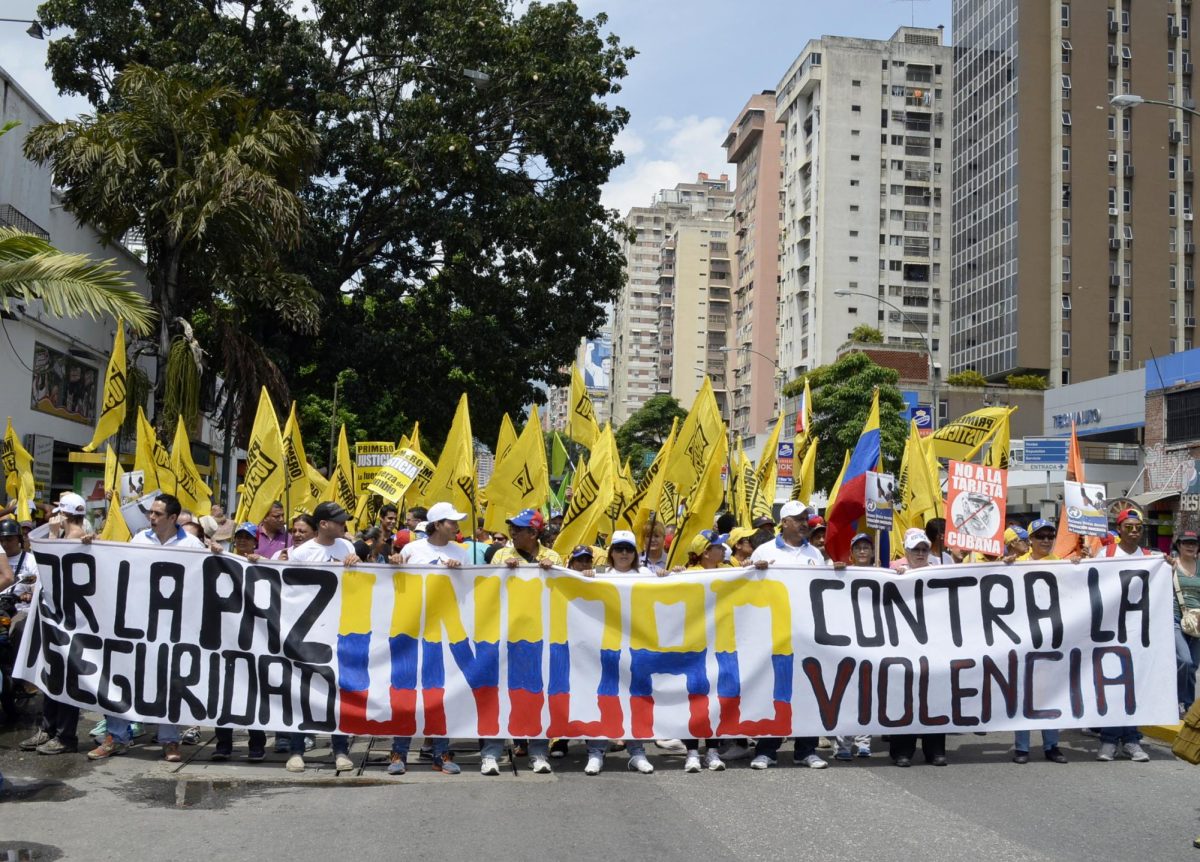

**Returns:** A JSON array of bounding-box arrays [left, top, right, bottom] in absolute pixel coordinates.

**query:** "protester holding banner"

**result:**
[[1173, 531, 1200, 714], [728, 526, 756, 566], [493, 509, 560, 568], [255, 502, 289, 558], [272, 514, 317, 561], [807, 516, 830, 562], [640, 520, 669, 574]]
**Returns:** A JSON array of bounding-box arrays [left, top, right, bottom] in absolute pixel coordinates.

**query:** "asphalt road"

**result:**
[[0, 728, 1197, 862]]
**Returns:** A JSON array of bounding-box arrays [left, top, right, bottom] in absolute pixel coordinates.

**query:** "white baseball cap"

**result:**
[[55, 492, 86, 516], [779, 500, 812, 520], [426, 501, 467, 522], [609, 530, 638, 549], [903, 527, 932, 550]]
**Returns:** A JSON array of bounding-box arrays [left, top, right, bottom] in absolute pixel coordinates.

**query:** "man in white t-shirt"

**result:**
[[0, 519, 38, 611], [749, 500, 824, 567]]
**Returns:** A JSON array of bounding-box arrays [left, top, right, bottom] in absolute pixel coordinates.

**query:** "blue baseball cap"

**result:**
[[506, 509, 545, 530], [569, 544, 594, 561], [235, 521, 258, 538], [851, 532, 873, 547], [1028, 518, 1056, 536], [1004, 525, 1029, 543]]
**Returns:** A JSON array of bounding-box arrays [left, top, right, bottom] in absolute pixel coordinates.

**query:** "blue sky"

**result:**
[[1, 0, 952, 212]]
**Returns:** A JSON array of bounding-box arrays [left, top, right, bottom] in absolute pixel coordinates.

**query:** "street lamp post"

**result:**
[[1110, 93, 1200, 119], [0, 18, 45, 39], [833, 288, 939, 430], [717, 345, 784, 435]]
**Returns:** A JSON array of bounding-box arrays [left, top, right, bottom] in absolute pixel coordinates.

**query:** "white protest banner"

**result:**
[[865, 471, 895, 531], [16, 542, 1177, 737], [1065, 480, 1109, 536], [946, 460, 1007, 556]]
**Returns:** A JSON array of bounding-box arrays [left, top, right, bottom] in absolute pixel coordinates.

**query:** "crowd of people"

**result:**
[[2, 490, 1192, 777]]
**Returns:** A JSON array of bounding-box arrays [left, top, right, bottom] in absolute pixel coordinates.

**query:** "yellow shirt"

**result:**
[[491, 544, 562, 566], [1016, 551, 1060, 562]]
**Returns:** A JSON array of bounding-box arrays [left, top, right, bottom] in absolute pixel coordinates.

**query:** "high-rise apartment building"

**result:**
[[724, 92, 785, 439], [775, 27, 953, 392], [953, 1, 1189, 384], [610, 174, 733, 422]]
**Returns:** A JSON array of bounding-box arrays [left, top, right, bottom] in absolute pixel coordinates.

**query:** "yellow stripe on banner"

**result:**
[[422, 574, 501, 644], [389, 572, 423, 639], [473, 576, 501, 644], [339, 570, 374, 635], [630, 582, 706, 653], [711, 580, 793, 656], [507, 577, 544, 643], [549, 578, 622, 651]]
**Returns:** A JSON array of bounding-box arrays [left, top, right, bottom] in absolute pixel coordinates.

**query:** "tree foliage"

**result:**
[[847, 324, 884, 344], [1005, 373, 1048, 390], [946, 369, 988, 388], [37, 0, 636, 448], [799, 352, 906, 493], [615, 394, 686, 479]]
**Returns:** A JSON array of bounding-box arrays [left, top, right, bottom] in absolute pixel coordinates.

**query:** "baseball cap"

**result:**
[[851, 532, 873, 548], [313, 501, 350, 523], [507, 508, 545, 530], [234, 522, 258, 538], [1028, 518, 1056, 536], [54, 492, 86, 516], [779, 500, 811, 520], [752, 515, 775, 528], [806, 515, 826, 532], [1177, 530, 1200, 544], [729, 526, 756, 546], [609, 529, 638, 550], [569, 544, 595, 561], [688, 529, 727, 557], [903, 527, 932, 550], [1004, 525, 1030, 544], [1115, 508, 1142, 525], [426, 501, 467, 522]]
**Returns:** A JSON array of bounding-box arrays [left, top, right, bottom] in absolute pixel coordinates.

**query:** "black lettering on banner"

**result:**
[[61, 552, 99, 633], [258, 656, 294, 727], [24, 604, 42, 672], [148, 562, 185, 642], [33, 552, 62, 623], [980, 650, 1018, 722], [240, 565, 282, 654], [883, 580, 927, 645], [1068, 647, 1085, 718], [134, 642, 169, 718], [206, 652, 221, 718], [1117, 570, 1151, 647], [65, 633, 101, 705], [802, 656, 856, 730], [97, 639, 134, 714], [1022, 571, 1063, 649], [857, 659, 873, 724], [810, 580, 851, 646], [927, 576, 976, 647], [168, 643, 207, 724], [877, 657, 914, 727], [1088, 568, 1115, 642], [979, 574, 1021, 647], [297, 662, 337, 731], [1022, 651, 1064, 720], [949, 658, 980, 725], [200, 555, 244, 649], [38, 620, 68, 696], [851, 580, 884, 647], [918, 656, 950, 726], [219, 650, 258, 726], [282, 569, 337, 664], [1093, 645, 1136, 715], [114, 561, 145, 639]]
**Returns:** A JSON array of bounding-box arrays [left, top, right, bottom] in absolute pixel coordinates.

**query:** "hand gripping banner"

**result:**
[[16, 541, 1178, 737]]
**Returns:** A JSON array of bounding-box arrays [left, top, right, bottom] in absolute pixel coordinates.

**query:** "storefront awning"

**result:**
[[1130, 490, 1180, 509]]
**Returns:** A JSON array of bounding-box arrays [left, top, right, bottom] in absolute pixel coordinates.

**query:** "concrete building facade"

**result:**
[[774, 27, 953, 389]]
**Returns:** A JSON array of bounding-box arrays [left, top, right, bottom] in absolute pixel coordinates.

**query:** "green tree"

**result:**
[[946, 369, 988, 387], [24, 65, 320, 437], [38, 0, 636, 448], [615, 394, 686, 479], [1005, 373, 1048, 390], [786, 352, 906, 493], [848, 324, 884, 344]]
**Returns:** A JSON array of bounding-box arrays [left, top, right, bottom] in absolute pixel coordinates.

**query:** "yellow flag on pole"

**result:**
[[281, 402, 313, 517], [824, 449, 851, 513], [408, 422, 421, 456], [553, 425, 616, 555], [661, 377, 725, 520], [666, 431, 728, 570], [321, 424, 359, 518], [983, 407, 1015, 470], [234, 389, 286, 524], [623, 418, 677, 540], [420, 394, 476, 518], [82, 322, 127, 452], [753, 415, 784, 506], [796, 437, 818, 505], [929, 406, 1013, 463], [99, 450, 132, 542], [133, 407, 174, 495], [483, 406, 551, 531], [2, 418, 35, 519], [170, 416, 212, 515], [494, 414, 518, 466], [567, 365, 601, 450]]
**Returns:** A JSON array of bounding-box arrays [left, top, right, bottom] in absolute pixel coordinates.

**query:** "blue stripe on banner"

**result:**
[[629, 649, 709, 697], [715, 651, 741, 698], [548, 642, 570, 696], [772, 653, 794, 702], [421, 639, 445, 690], [336, 633, 371, 692], [447, 639, 500, 688], [389, 633, 419, 690], [507, 640, 543, 693], [599, 649, 621, 697]]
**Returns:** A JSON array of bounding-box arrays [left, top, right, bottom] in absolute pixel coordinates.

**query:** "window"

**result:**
[[1062, 39, 1072, 65], [1062, 294, 1072, 319], [1062, 332, 1071, 356], [1062, 111, 1072, 129], [1060, 2, 1069, 27], [1122, 46, 1132, 69], [850, 154, 860, 161], [850, 179, 860, 186], [852, 79, 861, 87], [852, 105, 861, 113], [1171, 155, 1178, 180], [1124, 224, 1133, 241], [1062, 256, 1071, 279], [1124, 189, 1132, 213], [1062, 147, 1070, 171], [1172, 191, 1179, 216], [1063, 220, 1071, 242]]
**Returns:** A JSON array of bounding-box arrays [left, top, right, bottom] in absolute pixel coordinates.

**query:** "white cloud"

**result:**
[[603, 114, 731, 216]]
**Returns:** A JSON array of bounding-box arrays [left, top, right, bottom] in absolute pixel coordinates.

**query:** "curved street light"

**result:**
[[1110, 93, 1200, 119], [0, 18, 44, 39], [834, 288, 939, 430]]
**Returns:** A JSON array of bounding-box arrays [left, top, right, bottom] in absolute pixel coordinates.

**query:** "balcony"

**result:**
[[0, 205, 49, 240]]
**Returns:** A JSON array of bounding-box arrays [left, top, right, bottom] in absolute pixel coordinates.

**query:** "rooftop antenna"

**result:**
[[892, 0, 931, 27]]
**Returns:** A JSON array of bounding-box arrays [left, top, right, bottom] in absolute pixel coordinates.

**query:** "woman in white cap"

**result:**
[[47, 492, 90, 540]]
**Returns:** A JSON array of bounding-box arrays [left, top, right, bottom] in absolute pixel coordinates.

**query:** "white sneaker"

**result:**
[[798, 753, 829, 769], [705, 749, 726, 771], [480, 755, 501, 776], [1123, 742, 1150, 762], [530, 755, 552, 774], [628, 754, 654, 774], [286, 754, 305, 773], [584, 754, 604, 775], [1097, 742, 1117, 761], [655, 739, 687, 754], [334, 754, 353, 772], [683, 752, 702, 773], [817, 736, 833, 750], [750, 754, 775, 770], [718, 742, 751, 761]]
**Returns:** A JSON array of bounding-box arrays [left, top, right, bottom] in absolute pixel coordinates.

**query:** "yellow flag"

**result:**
[[281, 402, 313, 516], [554, 424, 617, 554], [733, 437, 759, 528], [234, 389, 286, 524], [2, 418, 35, 519], [666, 431, 729, 570], [929, 406, 1013, 463], [494, 414, 518, 466], [294, 464, 328, 516], [170, 416, 212, 515], [99, 456, 132, 542], [82, 322, 127, 452], [796, 438, 818, 505], [983, 407, 1015, 470], [133, 407, 174, 494], [753, 415, 784, 505], [567, 365, 601, 450], [483, 406, 551, 532], [102, 443, 118, 505], [368, 448, 436, 503], [623, 418, 677, 539], [321, 424, 359, 520], [420, 394, 476, 518], [661, 377, 725, 520], [409, 422, 421, 455], [890, 420, 942, 557], [598, 425, 636, 537], [824, 449, 851, 513]]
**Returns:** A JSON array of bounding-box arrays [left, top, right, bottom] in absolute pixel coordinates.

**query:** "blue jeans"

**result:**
[[1013, 729, 1060, 753], [106, 717, 177, 745], [585, 740, 646, 758], [1175, 618, 1200, 706], [480, 738, 549, 759], [1099, 726, 1141, 745], [391, 737, 449, 757], [290, 733, 348, 755], [754, 737, 818, 761]]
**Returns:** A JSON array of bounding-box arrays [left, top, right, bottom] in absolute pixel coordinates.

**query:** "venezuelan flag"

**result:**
[[825, 389, 882, 562]]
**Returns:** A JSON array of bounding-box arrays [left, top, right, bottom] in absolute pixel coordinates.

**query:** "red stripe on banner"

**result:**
[[547, 693, 624, 738], [336, 687, 418, 735], [473, 686, 500, 737], [716, 696, 793, 737], [508, 689, 544, 737], [631, 694, 655, 739], [688, 692, 713, 738], [422, 687, 446, 736]]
